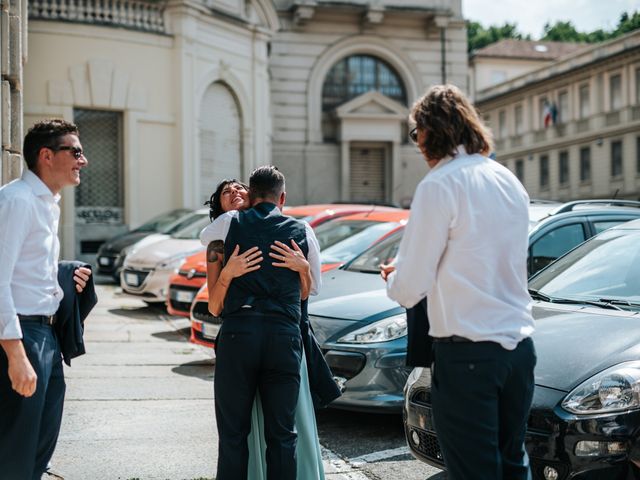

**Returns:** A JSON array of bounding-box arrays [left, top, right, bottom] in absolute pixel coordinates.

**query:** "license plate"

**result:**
[[202, 323, 219, 339], [99, 257, 111, 266], [175, 290, 195, 303], [125, 273, 139, 286]]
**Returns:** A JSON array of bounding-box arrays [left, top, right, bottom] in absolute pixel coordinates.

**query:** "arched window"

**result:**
[[321, 55, 406, 141]]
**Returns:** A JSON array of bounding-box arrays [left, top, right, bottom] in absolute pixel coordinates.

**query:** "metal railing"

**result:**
[[29, 0, 166, 34]]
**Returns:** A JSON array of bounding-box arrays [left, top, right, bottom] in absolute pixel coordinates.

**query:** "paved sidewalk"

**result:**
[[48, 284, 371, 480]]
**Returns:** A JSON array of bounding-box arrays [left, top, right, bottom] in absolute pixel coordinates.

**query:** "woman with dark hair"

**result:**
[[202, 178, 336, 479]]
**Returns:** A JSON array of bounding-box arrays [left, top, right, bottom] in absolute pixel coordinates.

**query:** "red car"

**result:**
[[185, 204, 406, 347], [166, 252, 207, 317]]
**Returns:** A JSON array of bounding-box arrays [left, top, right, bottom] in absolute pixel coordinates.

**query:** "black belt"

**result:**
[[432, 335, 472, 343], [18, 314, 57, 326]]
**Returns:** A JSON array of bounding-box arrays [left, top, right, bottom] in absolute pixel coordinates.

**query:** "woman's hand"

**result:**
[[270, 240, 309, 273], [221, 245, 263, 281]]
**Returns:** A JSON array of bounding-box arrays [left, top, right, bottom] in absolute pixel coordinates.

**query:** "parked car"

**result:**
[[168, 204, 399, 319], [184, 205, 406, 341], [314, 209, 408, 271], [308, 199, 640, 412], [404, 219, 640, 480], [528, 199, 640, 275], [96, 208, 194, 281], [166, 251, 208, 317], [284, 203, 399, 227], [120, 215, 210, 303], [189, 284, 222, 348]]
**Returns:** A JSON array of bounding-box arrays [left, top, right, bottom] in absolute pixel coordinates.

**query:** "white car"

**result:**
[[120, 214, 210, 303]]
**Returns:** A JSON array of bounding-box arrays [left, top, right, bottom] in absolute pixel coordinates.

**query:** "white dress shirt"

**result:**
[[0, 170, 64, 339], [200, 206, 322, 296], [386, 147, 534, 350]]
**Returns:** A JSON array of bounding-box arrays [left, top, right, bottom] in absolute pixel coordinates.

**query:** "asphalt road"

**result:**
[[48, 284, 443, 479]]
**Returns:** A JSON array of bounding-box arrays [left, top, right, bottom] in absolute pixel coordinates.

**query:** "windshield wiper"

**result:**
[[529, 289, 623, 311], [597, 298, 640, 309], [528, 288, 552, 302]]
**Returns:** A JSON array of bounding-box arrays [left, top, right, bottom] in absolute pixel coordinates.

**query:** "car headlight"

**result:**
[[405, 367, 424, 410], [337, 314, 407, 344], [157, 255, 187, 270], [562, 361, 640, 414]]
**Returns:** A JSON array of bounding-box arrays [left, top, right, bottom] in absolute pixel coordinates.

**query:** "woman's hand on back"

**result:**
[[270, 240, 309, 273], [222, 245, 263, 280]]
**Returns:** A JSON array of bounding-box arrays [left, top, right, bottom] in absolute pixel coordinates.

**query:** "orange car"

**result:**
[[166, 251, 208, 317], [166, 204, 396, 318], [182, 204, 406, 347], [189, 283, 221, 348], [315, 209, 409, 271], [284, 203, 398, 227]]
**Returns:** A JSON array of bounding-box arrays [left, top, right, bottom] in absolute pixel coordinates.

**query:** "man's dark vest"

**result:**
[[223, 202, 309, 322]]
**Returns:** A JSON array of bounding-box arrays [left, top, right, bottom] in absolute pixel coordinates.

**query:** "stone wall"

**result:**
[[1, 0, 26, 185]]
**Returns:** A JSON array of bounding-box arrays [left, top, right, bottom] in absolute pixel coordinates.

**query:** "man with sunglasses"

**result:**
[[0, 119, 91, 479]]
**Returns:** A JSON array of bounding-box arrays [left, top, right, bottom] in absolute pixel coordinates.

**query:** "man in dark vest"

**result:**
[[200, 166, 321, 480]]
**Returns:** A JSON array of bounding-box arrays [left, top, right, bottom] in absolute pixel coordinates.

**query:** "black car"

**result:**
[[404, 219, 640, 480], [96, 208, 193, 280], [309, 199, 640, 413]]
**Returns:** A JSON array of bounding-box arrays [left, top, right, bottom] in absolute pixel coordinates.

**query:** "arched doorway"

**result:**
[[199, 82, 242, 201]]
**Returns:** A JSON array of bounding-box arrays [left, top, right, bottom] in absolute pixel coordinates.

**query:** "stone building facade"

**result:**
[[1, 0, 26, 186], [476, 31, 640, 202], [270, 0, 467, 206], [6, 0, 467, 259]]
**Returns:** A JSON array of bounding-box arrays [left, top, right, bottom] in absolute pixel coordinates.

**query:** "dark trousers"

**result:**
[[214, 313, 302, 480], [0, 322, 66, 480], [431, 337, 536, 480]]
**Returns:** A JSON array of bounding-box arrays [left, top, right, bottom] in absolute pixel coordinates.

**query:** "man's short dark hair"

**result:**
[[23, 119, 80, 171], [249, 165, 285, 201]]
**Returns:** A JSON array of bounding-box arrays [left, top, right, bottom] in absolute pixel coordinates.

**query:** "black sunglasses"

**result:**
[[409, 127, 418, 143], [52, 145, 85, 160]]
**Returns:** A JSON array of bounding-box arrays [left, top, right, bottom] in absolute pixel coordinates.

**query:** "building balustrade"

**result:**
[[29, 0, 166, 33]]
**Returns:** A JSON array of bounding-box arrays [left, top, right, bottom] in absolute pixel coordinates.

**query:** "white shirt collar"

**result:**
[[22, 169, 60, 203], [428, 145, 468, 173]]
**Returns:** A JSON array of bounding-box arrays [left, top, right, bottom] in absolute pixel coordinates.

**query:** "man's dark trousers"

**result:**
[[431, 337, 536, 480], [0, 321, 66, 480], [215, 312, 302, 480]]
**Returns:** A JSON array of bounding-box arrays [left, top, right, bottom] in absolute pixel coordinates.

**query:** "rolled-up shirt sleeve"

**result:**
[[199, 211, 237, 245], [386, 180, 453, 308], [304, 223, 322, 296], [0, 196, 30, 339]]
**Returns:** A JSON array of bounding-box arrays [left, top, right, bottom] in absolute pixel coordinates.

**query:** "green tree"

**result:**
[[541, 20, 586, 42], [470, 10, 639, 51], [467, 21, 530, 52]]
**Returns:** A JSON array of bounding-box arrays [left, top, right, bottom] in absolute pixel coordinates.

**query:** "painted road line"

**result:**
[[349, 446, 411, 467]]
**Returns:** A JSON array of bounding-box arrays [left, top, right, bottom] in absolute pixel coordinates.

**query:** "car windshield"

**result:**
[[320, 222, 400, 264], [133, 209, 192, 233], [314, 219, 382, 250], [165, 212, 208, 235], [344, 230, 403, 273], [529, 228, 640, 310], [171, 216, 211, 240]]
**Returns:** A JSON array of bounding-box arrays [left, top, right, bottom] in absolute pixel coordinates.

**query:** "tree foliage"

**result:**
[[468, 11, 640, 52], [467, 21, 530, 52]]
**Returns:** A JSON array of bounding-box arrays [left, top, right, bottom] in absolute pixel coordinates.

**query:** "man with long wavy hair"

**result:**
[[382, 85, 536, 480]]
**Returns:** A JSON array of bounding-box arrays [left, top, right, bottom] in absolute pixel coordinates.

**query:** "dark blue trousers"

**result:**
[[214, 313, 302, 480], [431, 337, 536, 480], [0, 322, 66, 480]]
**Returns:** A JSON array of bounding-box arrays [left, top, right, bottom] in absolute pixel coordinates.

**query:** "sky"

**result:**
[[462, 0, 638, 39]]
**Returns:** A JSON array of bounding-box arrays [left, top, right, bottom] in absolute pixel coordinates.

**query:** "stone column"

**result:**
[[1, 0, 25, 185]]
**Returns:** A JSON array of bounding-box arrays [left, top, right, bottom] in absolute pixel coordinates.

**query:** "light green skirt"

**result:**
[[247, 354, 325, 480]]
